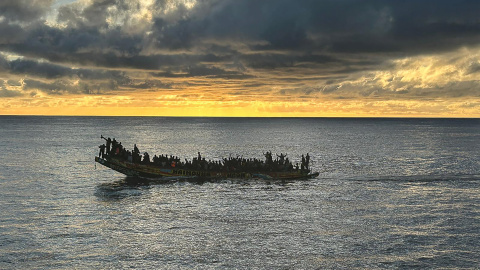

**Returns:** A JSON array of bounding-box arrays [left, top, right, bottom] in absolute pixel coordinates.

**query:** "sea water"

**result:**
[[0, 116, 479, 269]]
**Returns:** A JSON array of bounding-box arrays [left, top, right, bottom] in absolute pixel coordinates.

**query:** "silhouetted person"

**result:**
[[99, 144, 106, 158], [106, 137, 111, 154], [277, 153, 286, 165], [101, 135, 112, 155], [264, 151, 273, 164], [110, 138, 117, 155], [134, 144, 139, 154], [143, 152, 150, 164]]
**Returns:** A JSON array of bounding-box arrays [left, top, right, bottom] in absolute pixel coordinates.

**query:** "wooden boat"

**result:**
[[95, 156, 319, 180]]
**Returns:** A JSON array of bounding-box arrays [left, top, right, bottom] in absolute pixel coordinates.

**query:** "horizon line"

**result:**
[[1, 114, 479, 119]]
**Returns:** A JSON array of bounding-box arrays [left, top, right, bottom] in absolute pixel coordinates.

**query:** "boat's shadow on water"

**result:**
[[94, 177, 154, 200], [95, 176, 308, 200], [94, 176, 220, 200]]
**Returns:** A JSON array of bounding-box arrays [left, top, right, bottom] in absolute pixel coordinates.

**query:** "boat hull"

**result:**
[[95, 157, 318, 180]]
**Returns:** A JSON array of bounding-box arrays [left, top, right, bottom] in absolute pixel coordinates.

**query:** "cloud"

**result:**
[[314, 48, 480, 99], [7, 57, 130, 82], [151, 64, 254, 79], [125, 0, 474, 76], [147, 0, 480, 54], [0, 89, 23, 97], [0, 80, 23, 97], [3, 0, 480, 72], [0, 22, 26, 46], [0, 0, 54, 23], [0, 0, 480, 116]]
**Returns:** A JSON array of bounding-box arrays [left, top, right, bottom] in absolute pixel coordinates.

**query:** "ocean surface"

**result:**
[[1, 116, 479, 269]]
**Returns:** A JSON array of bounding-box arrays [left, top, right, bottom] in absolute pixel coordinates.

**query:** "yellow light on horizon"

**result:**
[[1, 93, 479, 118]]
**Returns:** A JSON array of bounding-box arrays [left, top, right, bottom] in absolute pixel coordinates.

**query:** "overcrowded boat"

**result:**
[[95, 136, 319, 180]]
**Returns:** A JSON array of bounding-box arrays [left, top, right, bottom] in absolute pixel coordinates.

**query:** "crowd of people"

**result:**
[[99, 136, 311, 173]]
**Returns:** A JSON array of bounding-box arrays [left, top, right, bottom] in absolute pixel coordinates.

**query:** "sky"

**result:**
[[0, 0, 479, 117]]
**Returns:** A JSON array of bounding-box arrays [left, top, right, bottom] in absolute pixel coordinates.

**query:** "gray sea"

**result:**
[[1, 116, 479, 269]]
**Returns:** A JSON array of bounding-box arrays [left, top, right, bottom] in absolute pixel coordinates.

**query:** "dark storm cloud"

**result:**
[[57, 0, 132, 28], [240, 53, 340, 70], [0, 0, 54, 23], [6, 1, 480, 60], [205, 0, 480, 54], [127, 79, 173, 90], [0, 54, 142, 95], [1, 55, 130, 83], [151, 65, 254, 79], [3, 21, 225, 70], [2, 0, 480, 87], [8, 25, 143, 64], [0, 22, 25, 45], [22, 78, 120, 95]]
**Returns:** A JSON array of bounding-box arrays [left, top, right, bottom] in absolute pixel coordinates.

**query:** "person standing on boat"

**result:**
[[127, 150, 133, 163], [99, 144, 106, 158], [143, 152, 150, 164], [134, 144, 140, 155], [107, 138, 111, 154], [277, 153, 286, 165], [301, 154, 306, 171], [100, 135, 112, 155], [264, 151, 273, 164], [305, 153, 310, 170], [110, 138, 117, 156]]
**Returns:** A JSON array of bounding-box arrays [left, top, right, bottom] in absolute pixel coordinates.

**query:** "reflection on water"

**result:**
[[0, 117, 479, 269], [94, 178, 153, 200], [95, 176, 304, 201]]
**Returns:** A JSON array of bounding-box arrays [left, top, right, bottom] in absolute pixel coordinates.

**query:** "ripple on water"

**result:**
[[1, 117, 479, 269]]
